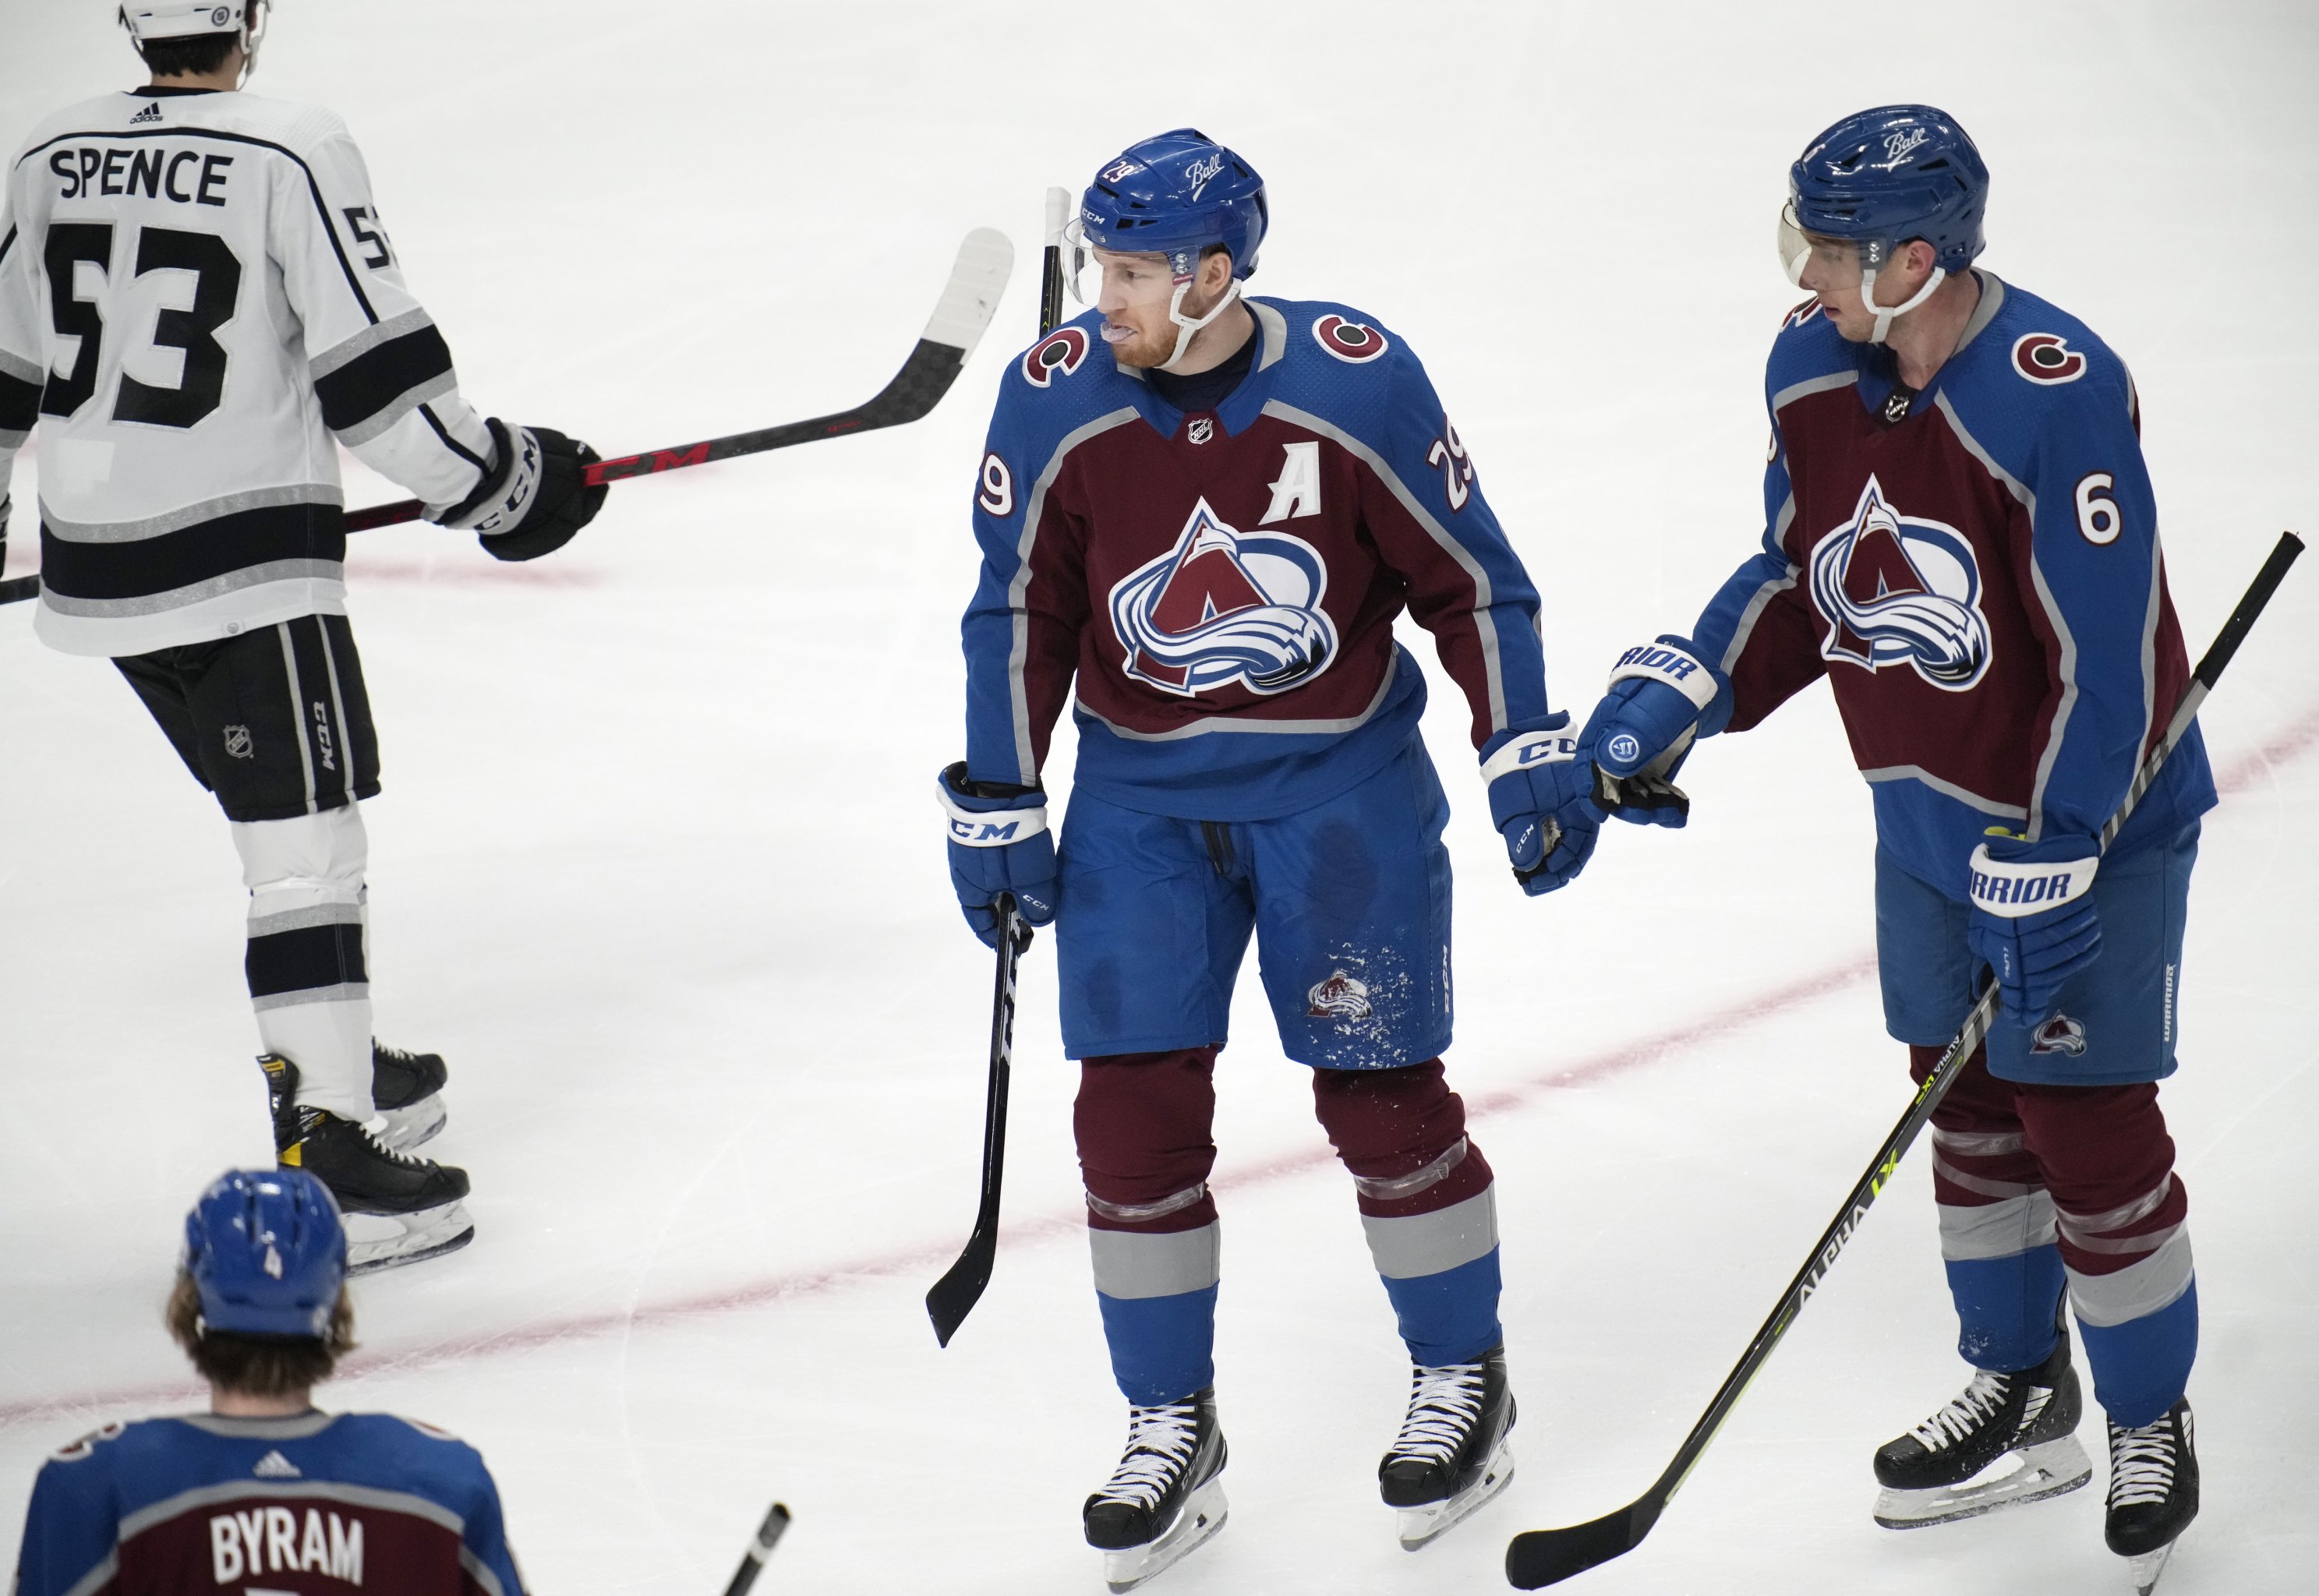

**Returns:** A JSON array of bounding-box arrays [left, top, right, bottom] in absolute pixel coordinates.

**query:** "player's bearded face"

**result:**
[[1094, 248, 1221, 369]]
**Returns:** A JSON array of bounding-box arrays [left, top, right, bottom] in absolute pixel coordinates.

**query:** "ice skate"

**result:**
[[1379, 1344, 1516, 1550], [1872, 1331, 2091, 1528], [1083, 1389, 1228, 1592], [2106, 1399, 2196, 1594], [261, 1054, 474, 1273], [370, 1041, 448, 1152]]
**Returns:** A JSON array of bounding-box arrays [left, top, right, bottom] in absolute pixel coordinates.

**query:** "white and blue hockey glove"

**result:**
[[1482, 715, 1601, 895], [1577, 636, 1734, 828], [938, 761, 1059, 948], [1965, 832, 2103, 1027]]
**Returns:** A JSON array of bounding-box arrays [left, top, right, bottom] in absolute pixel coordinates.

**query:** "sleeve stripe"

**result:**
[[313, 320, 454, 433], [12, 127, 378, 323]]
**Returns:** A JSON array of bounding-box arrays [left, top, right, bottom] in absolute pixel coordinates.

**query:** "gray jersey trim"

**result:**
[[1249, 299, 1288, 371], [1007, 407, 1143, 783], [40, 485, 345, 545], [1360, 1188, 1497, 1280], [1860, 764, 2029, 820], [2066, 1231, 2194, 1328], [1950, 270, 2007, 356], [2137, 528, 2165, 782], [249, 902, 366, 938], [177, 1412, 341, 1440], [37, 559, 345, 618], [1260, 398, 1511, 732], [333, 370, 458, 447], [0, 427, 28, 450], [1076, 664, 1398, 744], [253, 981, 369, 1012], [1770, 369, 1858, 415], [117, 1474, 468, 1543], [307, 307, 435, 380], [461, 1545, 511, 1596], [1932, 390, 2073, 839], [1935, 1189, 2058, 1262], [1089, 1221, 1221, 1300], [0, 346, 41, 386], [1717, 556, 1800, 675], [59, 1552, 120, 1596]]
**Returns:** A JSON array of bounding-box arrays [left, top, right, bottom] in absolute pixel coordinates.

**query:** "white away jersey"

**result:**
[[0, 87, 499, 655]]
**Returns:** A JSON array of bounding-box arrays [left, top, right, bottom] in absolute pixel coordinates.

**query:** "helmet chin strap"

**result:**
[[1158, 277, 1243, 372], [1860, 263, 1945, 345]]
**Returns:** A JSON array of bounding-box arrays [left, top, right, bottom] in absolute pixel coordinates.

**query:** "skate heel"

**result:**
[[344, 1199, 475, 1275], [1874, 1433, 2091, 1529], [1398, 1432, 1515, 1550], [1103, 1476, 1226, 1594]]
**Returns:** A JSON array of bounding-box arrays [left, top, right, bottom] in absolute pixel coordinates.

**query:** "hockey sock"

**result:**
[[2079, 1278, 2198, 1428], [1916, 1043, 2066, 1371], [232, 804, 374, 1122], [1078, 1048, 1222, 1405], [1312, 1061, 1504, 1365]]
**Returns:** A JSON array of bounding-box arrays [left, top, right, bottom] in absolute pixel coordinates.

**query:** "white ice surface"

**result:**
[[4, 4, 2317, 1593]]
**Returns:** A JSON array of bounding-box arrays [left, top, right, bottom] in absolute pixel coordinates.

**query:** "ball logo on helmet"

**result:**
[[1021, 326, 1090, 389], [1184, 152, 1227, 200], [2011, 333, 2087, 386], [1873, 126, 1929, 171], [1312, 315, 1389, 364]]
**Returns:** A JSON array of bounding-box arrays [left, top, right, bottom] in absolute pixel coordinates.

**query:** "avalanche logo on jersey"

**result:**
[[1808, 475, 1992, 691], [1110, 499, 1338, 697], [1313, 315, 1390, 363]]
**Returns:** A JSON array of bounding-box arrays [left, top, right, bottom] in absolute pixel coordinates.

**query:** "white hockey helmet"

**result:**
[[119, 2, 272, 81]]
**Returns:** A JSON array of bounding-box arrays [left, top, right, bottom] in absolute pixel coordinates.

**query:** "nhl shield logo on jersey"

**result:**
[[1307, 970, 1373, 1020], [1022, 327, 1091, 388], [2012, 333, 2088, 386], [1808, 475, 1993, 691], [1312, 314, 1390, 363], [1110, 499, 1338, 697]]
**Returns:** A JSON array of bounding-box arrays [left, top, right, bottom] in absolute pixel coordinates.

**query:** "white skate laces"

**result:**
[[1390, 1363, 1486, 1467], [2107, 1420, 2178, 1509], [1095, 1403, 1201, 1510], [1910, 1369, 2012, 1452]]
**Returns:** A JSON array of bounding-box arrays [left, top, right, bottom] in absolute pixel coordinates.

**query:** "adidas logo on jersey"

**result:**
[[253, 1450, 302, 1478], [129, 101, 164, 125]]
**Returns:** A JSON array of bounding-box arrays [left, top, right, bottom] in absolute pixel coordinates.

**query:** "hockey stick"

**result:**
[[0, 230, 1013, 611], [719, 1501, 791, 1596], [922, 189, 1070, 1350], [924, 894, 1034, 1347], [1505, 530, 2306, 1591]]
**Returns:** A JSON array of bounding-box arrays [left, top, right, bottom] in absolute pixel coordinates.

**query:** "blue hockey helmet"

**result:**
[[1076, 128, 1267, 281], [1778, 105, 1988, 342], [184, 1167, 346, 1338]]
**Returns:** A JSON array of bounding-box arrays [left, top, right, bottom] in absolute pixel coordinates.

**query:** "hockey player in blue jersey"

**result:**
[[939, 129, 1601, 1587], [1578, 107, 2207, 1591], [12, 1169, 528, 1596]]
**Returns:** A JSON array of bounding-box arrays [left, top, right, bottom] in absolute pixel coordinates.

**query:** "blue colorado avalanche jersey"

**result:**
[[1692, 272, 2217, 894], [961, 298, 1554, 820], [15, 1411, 526, 1596]]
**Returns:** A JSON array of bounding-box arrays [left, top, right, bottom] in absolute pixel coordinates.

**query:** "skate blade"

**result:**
[[370, 1093, 447, 1153], [2126, 1542, 2174, 1595], [1874, 1435, 2091, 1529], [345, 1200, 474, 1276], [1398, 1437, 1515, 1551], [1102, 1478, 1227, 1593]]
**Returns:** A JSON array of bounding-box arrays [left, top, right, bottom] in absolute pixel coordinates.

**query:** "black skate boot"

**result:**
[[1872, 1329, 2091, 1528], [2106, 1399, 2197, 1594], [1378, 1344, 1516, 1549], [370, 1041, 448, 1152], [262, 1054, 474, 1274], [1083, 1389, 1228, 1593]]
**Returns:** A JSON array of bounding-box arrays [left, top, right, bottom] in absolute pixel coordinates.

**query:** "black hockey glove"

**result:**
[[435, 417, 608, 562]]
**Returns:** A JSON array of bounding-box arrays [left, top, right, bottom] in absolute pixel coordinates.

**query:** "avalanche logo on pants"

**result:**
[[1111, 498, 1338, 696], [1808, 474, 1992, 690]]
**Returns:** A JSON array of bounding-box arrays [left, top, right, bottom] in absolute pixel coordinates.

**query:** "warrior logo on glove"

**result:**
[[1110, 500, 1338, 697], [1809, 475, 1993, 690]]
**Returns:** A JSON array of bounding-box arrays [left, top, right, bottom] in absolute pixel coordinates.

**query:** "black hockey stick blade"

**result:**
[[719, 1501, 791, 1596], [925, 896, 1032, 1347], [324, 227, 1015, 535], [1504, 532, 2302, 1589], [1507, 1499, 1662, 1588]]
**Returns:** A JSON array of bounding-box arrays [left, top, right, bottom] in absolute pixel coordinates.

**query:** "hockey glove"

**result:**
[[1482, 715, 1601, 895], [939, 761, 1059, 948], [1965, 832, 2103, 1028], [432, 418, 608, 561], [1577, 635, 1734, 828]]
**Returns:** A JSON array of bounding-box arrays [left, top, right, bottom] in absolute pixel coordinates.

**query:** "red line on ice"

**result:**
[[4, 709, 2311, 1433]]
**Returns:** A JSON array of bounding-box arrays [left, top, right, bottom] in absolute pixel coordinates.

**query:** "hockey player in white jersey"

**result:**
[[0, 3, 606, 1271]]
